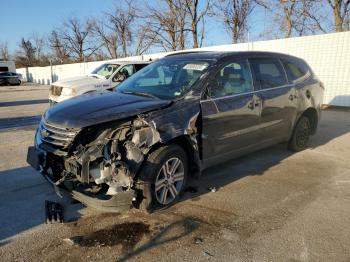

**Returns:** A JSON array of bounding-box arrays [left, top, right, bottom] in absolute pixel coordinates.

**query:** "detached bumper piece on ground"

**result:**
[[45, 200, 63, 224]]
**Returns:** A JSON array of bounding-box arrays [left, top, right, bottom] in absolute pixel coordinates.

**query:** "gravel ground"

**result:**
[[0, 84, 350, 262]]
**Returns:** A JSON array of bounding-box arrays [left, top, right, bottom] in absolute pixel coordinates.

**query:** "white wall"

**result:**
[[17, 31, 350, 106]]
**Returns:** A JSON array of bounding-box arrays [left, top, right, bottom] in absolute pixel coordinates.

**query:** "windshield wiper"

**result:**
[[120, 91, 159, 99]]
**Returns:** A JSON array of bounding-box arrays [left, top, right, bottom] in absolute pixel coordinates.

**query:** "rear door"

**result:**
[[249, 57, 298, 143], [201, 58, 262, 167]]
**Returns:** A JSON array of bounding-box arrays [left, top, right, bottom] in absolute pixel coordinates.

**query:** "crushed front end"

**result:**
[[27, 117, 159, 212]]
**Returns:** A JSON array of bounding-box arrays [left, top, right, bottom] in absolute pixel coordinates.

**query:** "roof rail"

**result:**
[[165, 50, 213, 57]]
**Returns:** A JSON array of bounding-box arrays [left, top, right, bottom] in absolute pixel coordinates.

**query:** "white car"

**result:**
[[49, 61, 151, 105]]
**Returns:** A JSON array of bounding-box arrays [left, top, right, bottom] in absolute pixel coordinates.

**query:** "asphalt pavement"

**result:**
[[0, 84, 350, 262]]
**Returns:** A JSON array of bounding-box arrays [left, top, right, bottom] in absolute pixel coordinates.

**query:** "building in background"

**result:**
[[0, 61, 16, 73]]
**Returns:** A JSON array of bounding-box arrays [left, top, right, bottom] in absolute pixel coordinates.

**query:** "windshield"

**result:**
[[116, 59, 210, 100], [91, 63, 120, 79]]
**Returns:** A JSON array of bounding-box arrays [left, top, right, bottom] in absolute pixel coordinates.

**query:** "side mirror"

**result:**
[[202, 86, 213, 100]]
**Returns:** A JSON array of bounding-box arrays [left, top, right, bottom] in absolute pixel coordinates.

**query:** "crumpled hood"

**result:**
[[52, 75, 108, 88], [45, 91, 172, 128]]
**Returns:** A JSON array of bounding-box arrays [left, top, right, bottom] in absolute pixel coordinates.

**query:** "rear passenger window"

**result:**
[[249, 58, 287, 89], [282, 58, 309, 81]]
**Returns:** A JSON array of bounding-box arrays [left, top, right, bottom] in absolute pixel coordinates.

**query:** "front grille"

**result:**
[[50, 85, 63, 96], [40, 121, 78, 148]]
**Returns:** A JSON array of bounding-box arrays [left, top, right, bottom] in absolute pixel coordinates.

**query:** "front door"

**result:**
[[201, 59, 262, 167]]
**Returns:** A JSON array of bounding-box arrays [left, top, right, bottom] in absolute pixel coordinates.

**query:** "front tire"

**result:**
[[288, 116, 311, 152], [138, 144, 188, 213]]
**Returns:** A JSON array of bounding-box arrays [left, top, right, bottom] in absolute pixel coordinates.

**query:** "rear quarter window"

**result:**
[[282, 58, 310, 81]]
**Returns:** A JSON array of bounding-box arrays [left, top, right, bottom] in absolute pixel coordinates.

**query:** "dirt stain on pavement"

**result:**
[[77, 222, 150, 252]]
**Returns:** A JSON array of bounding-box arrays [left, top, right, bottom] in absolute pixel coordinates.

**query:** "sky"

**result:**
[[0, 0, 266, 54]]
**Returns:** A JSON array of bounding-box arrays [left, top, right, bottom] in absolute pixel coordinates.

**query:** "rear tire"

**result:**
[[138, 144, 188, 213], [288, 116, 311, 152]]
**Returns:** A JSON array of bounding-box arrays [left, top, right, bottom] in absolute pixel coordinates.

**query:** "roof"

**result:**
[[164, 50, 298, 61]]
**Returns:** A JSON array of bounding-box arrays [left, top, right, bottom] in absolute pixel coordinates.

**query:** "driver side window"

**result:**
[[113, 64, 135, 82], [209, 59, 254, 98]]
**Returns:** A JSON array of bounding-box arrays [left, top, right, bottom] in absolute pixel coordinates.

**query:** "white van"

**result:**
[[49, 61, 151, 105]]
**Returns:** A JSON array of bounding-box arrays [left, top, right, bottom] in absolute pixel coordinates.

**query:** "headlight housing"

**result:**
[[61, 87, 76, 96]]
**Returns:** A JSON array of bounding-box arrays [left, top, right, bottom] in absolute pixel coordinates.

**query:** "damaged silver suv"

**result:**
[[27, 51, 324, 212]]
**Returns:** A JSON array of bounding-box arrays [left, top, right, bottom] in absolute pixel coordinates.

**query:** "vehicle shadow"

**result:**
[[0, 115, 42, 130], [0, 166, 83, 242], [116, 217, 199, 262], [0, 240, 10, 247], [181, 143, 292, 202], [0, 99, 48, 107], [308, 107, 350, 148]]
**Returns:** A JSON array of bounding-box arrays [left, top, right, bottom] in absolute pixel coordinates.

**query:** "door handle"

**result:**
[[289, 94, 298, 101], [248, 99, 260, 109]]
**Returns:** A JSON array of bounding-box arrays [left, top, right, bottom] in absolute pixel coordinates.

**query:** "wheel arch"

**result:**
[[168, 135, 201, 175], [141, 135, 201, 178]]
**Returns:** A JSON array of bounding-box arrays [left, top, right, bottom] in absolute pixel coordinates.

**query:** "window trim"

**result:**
[[204, 58, 256, 99], [248, 57, 289, 91], [281, 57, 312, 84], [201, 83, 294, 103], [111, 64, 135, 82]]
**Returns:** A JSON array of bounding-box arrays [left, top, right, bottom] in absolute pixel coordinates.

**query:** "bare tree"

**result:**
[[92, 49, 109, 61], [49, 30, 71, 64], [90, 19, 119, 59], [32, 33, 46, 62], [256, 0, 329, 38], [15, 38, 37, 67], [106, 0, 137, 57], [299, 0, 329, 34], [146, 0, 190, 51], [185, 0, 211, 48], [147, 0, 178, 51], [325, 0, 350, 31], [281, 0, 298, 37], [134, 23, 159, 55], [57, 17, 99, 62], [177, 0, 188, 49], [0, 42, 10, 60], [218, 0, 255, 43]]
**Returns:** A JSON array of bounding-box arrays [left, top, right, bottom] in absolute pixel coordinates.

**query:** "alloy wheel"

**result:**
[[155, 157, 185, 205]]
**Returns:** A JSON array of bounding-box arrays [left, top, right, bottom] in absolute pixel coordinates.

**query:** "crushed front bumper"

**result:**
[[26, 146, 134, 212]]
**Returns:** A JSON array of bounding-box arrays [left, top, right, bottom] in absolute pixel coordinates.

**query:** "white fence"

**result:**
[[17, 31, 350, 106]]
